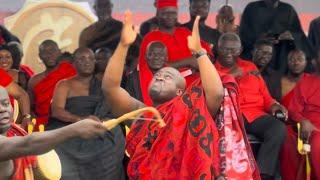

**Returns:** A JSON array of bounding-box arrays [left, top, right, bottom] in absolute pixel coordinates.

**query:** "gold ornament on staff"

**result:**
[[297, 123, 311, 180], [102, 107, 166, 130]]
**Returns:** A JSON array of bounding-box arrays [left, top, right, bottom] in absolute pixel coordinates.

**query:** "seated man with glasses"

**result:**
[[214, 33, 288, 180], [252, 39, 282, 101]]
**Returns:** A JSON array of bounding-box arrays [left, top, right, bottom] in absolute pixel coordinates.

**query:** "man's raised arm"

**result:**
[[102, 11, 144, 117], [0, 120, 107, 161], [187, 16, 224, 116]]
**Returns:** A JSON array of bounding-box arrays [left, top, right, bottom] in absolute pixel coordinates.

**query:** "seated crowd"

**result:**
[[0, 0, 319, 180]]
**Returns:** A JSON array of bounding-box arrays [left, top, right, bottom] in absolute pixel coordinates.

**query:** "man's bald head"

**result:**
[[73, 47, 96, 76], [73, 47, 94, 59], [160, 67, 186, 89], [149, 67, 186, 104], [0, 86, 12, 135]]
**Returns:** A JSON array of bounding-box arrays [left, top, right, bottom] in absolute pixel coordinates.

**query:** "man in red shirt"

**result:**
[[138, 0, 211, 94], [215, 32, 288, 180], [288, 50, 320, 179]]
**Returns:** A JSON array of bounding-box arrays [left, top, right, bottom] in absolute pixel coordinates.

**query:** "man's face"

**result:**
[[190, 0, 210, 20], [146, 45, 168, 71], [39, 44, 61, 68], [218, 40, 242, 68], [0, 88, 12, 135], [74, 49, 96, 76], [217, 6, 235, 25], [0, 49, 13, 71], [157, 7, 178, 29], [94, 0, 113, 21], [253, 45, 273, 69], [288, 51, 307, 75], [149, 67, 183, 103], [95, 50, 112, 73]]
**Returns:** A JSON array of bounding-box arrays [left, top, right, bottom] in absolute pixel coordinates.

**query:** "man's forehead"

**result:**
[[257, 45, 273, 51], [159, 7, 178, 13], [75, 48, 94, 57], [158, 67, 179, 75], [149, 46, 166, 52], [221, 40, 241, 47], [40, 44, 58, 51]]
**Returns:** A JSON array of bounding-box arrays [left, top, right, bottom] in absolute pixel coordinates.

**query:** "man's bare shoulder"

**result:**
[[56, 78, 72, 89], [28, 72, 47, 89], [80, 22, 98, 35]]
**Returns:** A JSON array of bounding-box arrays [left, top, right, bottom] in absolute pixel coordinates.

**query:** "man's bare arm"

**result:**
[[102, 11, 143, 117], [0, 120, 107, 161], [51, 80, 82, 123], [27, 74, 43, 116], [188, 16, 224, 115], [168, 57, 198, 70]]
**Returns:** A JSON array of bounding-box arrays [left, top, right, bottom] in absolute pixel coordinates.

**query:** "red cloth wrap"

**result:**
[[20, 65, 34, 78], [127, 77, 260, 179], [7, 123, 37, 180], [33, 61, 76, 128], [280, 73, 309, 180], [0, 68, 13, 87], [0, 35, 5, 45], [0, 68, 14, 106]]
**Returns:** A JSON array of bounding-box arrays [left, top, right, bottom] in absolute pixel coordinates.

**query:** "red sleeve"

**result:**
[[0, 68, 13, 87], [288, 82, 306, 122], [259, 75, 276, 111]]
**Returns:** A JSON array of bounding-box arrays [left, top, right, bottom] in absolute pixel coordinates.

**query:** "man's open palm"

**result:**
[[120, 10, 138, 46], [188, 16, 202, 53]]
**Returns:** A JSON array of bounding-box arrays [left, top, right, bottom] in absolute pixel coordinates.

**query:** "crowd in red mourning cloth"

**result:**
[[0, 0, 320, 180]]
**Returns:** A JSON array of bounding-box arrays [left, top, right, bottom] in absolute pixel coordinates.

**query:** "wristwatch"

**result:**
[[22, 114, 32, 119], [194, 49, 207, 59]]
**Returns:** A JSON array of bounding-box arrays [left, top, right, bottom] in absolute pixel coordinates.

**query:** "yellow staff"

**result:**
[[102, 107, 166, 130], [297, 123, 311, 180]]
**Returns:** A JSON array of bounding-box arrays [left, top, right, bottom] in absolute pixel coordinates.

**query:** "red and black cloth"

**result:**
[[127, 76, 260, 179]]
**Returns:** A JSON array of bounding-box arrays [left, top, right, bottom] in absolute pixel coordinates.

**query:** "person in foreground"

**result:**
[[103, 11, 260, 179], [0, 86, 110, 180]]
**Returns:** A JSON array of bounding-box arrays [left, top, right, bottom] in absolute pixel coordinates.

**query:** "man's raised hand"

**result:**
[[120, 10, 139, 47], [187, 16, 203, 53]]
